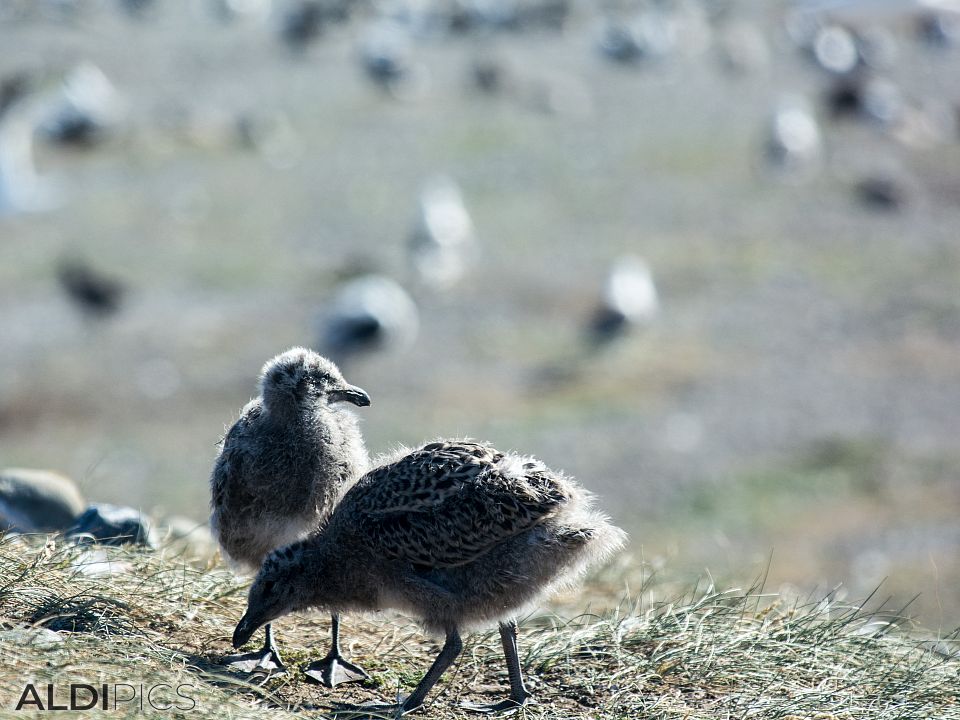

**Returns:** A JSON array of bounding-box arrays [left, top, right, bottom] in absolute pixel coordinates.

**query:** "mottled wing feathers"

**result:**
[[355, 441, 501, 514], [351, 441, 570, 567]]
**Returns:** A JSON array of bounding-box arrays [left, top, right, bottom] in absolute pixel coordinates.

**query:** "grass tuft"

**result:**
[[0, 535, 956, 719]]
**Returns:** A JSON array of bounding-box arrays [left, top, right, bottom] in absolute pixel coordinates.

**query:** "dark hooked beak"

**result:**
[[232, 612, 259, 649], [328, 384, 371, 407]]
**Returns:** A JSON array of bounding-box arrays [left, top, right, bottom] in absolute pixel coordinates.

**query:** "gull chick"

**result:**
[[211, 347, 371, 685], [234, 440, 626, 715]]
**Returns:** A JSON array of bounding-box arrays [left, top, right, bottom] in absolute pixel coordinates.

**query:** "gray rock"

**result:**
[[0, 626, 64, 649]]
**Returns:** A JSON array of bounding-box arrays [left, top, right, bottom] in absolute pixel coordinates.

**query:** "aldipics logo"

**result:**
[[14, 683, 198, 712]]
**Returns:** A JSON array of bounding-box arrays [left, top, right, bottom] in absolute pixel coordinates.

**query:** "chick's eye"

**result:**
[[262, 580, 275, 595]]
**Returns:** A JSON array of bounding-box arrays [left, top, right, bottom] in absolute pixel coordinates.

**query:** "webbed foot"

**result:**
[[223, 647, 286, 674], [459, 698, 527, 714], [303, 651, 370, 687]]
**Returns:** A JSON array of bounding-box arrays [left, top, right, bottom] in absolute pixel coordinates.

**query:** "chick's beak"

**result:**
[[328, 384, 371, 407], [232, 612, 258, 649]]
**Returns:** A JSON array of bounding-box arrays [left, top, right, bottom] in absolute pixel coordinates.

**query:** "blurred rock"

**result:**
[[0, 468, 86, 533], [320, 274, 420, 362], [408, 175, 475, 290], [0, 625, 64, 648], [587, 256, 659, 347], [66, 504, 155, 547]]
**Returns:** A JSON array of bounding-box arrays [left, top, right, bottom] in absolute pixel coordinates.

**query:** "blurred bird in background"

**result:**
[[319, 274, 420, 366], [587, 255, 659, 349], [279, 0, 325, 52], [407, 175, 475, 292], [0, 72, 57, 215], [56, 257, 126, 320], [762, 95, 823, 179], [39, 62, 123, 149], [358, 19, 426, 99]]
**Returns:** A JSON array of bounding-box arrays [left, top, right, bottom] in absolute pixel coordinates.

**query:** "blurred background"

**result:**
[[0, 0, 958, 629]]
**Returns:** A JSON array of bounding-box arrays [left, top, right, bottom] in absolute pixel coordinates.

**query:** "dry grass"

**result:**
[[0, 534, 956, 719]]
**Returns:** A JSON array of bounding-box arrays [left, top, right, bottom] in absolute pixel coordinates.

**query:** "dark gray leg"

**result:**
[[225, 622, 285, 674], [303, 613, 370, 687], [499, 620, 532, 706], [402, 628, 463, 712], [460, 621, 532, 713], [330, 627, 463, 717]]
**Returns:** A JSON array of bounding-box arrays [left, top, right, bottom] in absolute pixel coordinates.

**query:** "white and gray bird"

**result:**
[[408, 175, 475, 291], [0, 76, 58, 216], [233, 440, 626, 716], [279, 0, 325, 51], [762, 95, 823, 178], [320, 274, 419, 364], [209, 0, 273, 23], [39, 62, 123, 149], [0, 468, 86, 534], [587, 255, 659, 347], [210, 347, 372, 685], [359, 21, 421, 97]]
